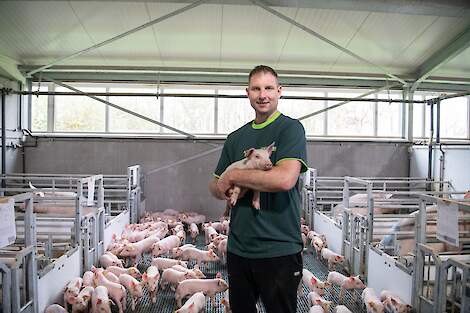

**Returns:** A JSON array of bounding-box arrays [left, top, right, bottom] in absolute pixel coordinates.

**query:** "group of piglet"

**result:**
[[300, 221, 412, 313], [45, 209, 231, 313]]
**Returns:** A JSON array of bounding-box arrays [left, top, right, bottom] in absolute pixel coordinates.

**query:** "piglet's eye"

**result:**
[[255, 155, 260, 158]]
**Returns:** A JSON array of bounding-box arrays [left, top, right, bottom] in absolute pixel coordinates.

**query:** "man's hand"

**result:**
[[216, 170, 234, 199], [209, 177, 227, 200]]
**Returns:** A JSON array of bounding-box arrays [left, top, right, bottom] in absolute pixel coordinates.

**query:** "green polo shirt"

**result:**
[[214, 111, 308, 258]]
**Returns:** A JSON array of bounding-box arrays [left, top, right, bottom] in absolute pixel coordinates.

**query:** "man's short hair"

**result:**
[[248, 65, 279, 85]]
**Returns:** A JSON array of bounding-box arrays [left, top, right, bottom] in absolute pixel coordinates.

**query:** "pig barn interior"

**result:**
[[0, 1, 470, 313]]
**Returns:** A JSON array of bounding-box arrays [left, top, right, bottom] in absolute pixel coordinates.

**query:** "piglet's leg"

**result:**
[[252, 191, 261, 209], [229, 186, 241, 207]]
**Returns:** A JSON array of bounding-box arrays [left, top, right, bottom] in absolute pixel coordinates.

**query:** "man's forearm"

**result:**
[[228, 161, 301, 192]]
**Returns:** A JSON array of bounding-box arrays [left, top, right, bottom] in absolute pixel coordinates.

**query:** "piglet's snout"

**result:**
[[263, 162, 273, 170]]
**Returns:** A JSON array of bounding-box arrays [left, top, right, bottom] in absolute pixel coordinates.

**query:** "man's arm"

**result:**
[[216, 159, 301, 196], [209, 177, 226, 200]]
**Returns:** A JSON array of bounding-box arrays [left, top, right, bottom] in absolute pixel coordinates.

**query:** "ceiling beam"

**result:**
[[27, 0, 470, 17], [412, 26, 470, 87], [25, 70, 470, 92], [0, 55, 25, 83]]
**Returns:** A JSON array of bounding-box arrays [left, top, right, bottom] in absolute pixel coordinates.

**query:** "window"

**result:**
[[377, 92, 402, 137], [29, 82, 468, 141], [327, 91, 374, 136], [108, 87, 160, 133], [279, 89, 325, 136], [54, 86, 106, 132], [217, 89, 253, 134], [163, 88, 214, 134], [413, 95, 425, 138], [31, 85, 48, 131], [440, 96, 468, 139]]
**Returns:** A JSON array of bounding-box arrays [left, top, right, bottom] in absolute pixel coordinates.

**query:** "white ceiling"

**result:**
[[0, 0, 469, 82]]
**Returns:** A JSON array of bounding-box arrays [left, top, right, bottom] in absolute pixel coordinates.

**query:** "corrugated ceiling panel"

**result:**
[[148, 4, 222, 68], [217, 5, 297, 69], [401, 16, 470, 70], [331, 12, 439, 74], [276, 8, 370, 71], [67, 1, 204, 66], [0, 1, 105, 65]]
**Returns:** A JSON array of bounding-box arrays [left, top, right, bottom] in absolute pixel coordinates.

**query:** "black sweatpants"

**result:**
[[227, 251, 303, 313]]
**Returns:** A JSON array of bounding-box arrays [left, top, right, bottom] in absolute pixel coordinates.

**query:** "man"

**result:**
[[208, 65, 308, 313]]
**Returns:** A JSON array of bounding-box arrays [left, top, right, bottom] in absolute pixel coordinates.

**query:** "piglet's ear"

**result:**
[[266, 142, 275, 155], [244, 148, 255, 158], [311, 277, 317, 284]]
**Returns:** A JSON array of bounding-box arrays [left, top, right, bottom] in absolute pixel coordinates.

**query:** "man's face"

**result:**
[[246, 71, 282, 117]]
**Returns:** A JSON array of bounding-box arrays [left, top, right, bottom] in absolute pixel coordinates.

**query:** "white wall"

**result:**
[[410, 145, 470, 192]]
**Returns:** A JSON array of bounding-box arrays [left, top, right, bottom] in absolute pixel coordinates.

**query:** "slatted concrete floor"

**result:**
[[121, 235, 366, 313]]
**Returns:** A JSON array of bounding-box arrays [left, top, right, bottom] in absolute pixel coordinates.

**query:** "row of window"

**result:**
[[30, 83, 470, 139]]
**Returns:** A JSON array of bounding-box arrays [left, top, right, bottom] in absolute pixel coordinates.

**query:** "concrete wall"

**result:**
[[410, 145, 470, 193], [24, 138, 410, 219]]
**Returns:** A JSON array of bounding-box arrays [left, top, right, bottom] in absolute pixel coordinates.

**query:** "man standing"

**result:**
[[209, 65, 308, 313]]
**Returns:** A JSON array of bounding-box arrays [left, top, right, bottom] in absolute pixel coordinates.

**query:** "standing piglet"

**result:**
[[161, 268, 198, 291], [177, 247, 220, 267], [220, 142, 275, 215], [312, 236, 326, 258], [217, 238, 228, 263], [171, 264, 206, 279], [45, 304, 68, 313], [220, 289, 231, 313], [171, 244, 196, 258], [94, 268, 127, 313], [106, 266, 141, 279], [103, 251, 124, 267], [120, 234, 161, 265], [362, 288, 384, 313], [308, 291, 332, 311], [142, 265, 160, 303], [175, 291, 206, 313], [335, 305, 353, 313], [175, 277, 229, 308], [189, 223, 199, 243], [221, 219, 230, 235], [321, 248, 345, 270], [72, 286, 94, 313], [151, 257, 188, 270], [103, 270, 120, 284], [119, 273, 143, 311], [64, 277, 83, 311], [327, 271, 365, 301], [92, 286, 114, 313], [151, 235, 181, 257], [380, 290, 412, 313], [300, 268, 330, 295], [82, 271, 95, 288], [309, 305, 325, 313]]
